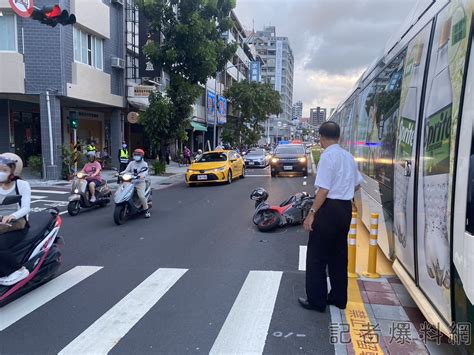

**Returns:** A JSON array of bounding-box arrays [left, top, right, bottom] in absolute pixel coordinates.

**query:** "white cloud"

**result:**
[[234, 0, 414, 116]]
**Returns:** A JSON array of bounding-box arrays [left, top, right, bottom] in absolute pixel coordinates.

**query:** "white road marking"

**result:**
[[299, 246, 307, 271], [246, 174, 271, 177], [0, 266, 102, 331], [59, 210, 69, 215], [58, 268, 188, 355], [31, 189, 69, 195], [31, 199, 68, 204], [210, 270, 282, 355], [31, 195, 47, 200]]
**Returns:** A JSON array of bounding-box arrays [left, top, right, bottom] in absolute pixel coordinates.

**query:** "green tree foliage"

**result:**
[[222, 80, 282, 146], [138, 0, 237, 156]]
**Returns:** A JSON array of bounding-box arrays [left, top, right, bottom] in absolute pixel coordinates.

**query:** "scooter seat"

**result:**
[[11, 212, 56, 254]]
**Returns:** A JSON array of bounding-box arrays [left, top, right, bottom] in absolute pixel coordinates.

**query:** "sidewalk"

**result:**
[[335, 223, 462, 355], [24, 162, 188, 189]]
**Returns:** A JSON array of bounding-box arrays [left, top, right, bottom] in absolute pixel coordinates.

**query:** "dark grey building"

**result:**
[[0, 0, 126, 179]]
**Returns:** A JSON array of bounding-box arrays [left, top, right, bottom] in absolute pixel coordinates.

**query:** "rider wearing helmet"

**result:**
[[80, 151, 103, 203], [121, 148, 150, 218], [0, 153, 31, 286]]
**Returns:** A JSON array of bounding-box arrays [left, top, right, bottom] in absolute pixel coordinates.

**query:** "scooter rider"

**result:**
[[0, 153, 31, 286], [80, 151, 103, 203], [121, 148, 150, 218]]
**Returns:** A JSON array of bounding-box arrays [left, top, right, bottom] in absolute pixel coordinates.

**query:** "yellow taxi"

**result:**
[[185, 150, 245, 186]]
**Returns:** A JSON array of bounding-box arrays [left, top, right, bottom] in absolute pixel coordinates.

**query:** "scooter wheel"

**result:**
[[114, 205, 128, 225], [257, 211, 280, 232], [67, 201, 80, 216]]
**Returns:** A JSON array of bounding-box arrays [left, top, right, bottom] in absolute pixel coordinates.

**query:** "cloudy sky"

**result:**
[[235, 0, 415, 117]]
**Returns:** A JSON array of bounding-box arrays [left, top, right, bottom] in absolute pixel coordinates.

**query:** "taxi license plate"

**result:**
[[197, 175, 208, 180], [283, 165, 293, 171], [249, 161, 254, 165]]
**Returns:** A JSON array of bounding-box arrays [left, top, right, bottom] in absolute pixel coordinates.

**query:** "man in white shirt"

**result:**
[[299, 121, 363, 312]]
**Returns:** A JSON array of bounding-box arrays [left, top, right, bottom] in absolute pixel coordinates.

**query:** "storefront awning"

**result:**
[[191, 121, 207, 132]]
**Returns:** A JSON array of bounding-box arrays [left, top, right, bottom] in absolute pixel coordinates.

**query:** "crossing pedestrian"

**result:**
[[299, 121, 363, 312]]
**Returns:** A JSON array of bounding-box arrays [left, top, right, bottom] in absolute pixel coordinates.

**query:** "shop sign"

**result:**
[[217, 96, 227, 124], [127, 112, 139, 124], [132, 85, 155, 98]]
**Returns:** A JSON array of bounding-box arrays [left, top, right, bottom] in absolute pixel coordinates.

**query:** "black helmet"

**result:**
[[250, 187, 268, 202]]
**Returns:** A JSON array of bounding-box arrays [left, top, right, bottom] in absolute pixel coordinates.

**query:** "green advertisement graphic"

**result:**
[[424, 105, 452, 176], [397, 117, 416, 163]]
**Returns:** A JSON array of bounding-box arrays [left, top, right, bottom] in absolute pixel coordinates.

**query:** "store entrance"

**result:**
[[12, 111, 42, 165]]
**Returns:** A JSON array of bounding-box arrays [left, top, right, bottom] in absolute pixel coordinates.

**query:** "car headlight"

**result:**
[[187, 169, 198, 173], [271, 157, 279, 163], [214, 167, 226, 172], [298, 157, 307, 163]]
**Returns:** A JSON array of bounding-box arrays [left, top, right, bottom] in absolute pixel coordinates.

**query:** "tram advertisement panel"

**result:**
[[393, 25, 431, 278], [418, 0, 472, 322]]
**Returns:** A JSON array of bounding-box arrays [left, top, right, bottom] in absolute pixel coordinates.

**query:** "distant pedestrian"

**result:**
[[86, 140, 97, 153], [118, 141, 129, 172], [165, 145, 171, 165], [299, 121, 363, 312], [183, 146, 192, 165]]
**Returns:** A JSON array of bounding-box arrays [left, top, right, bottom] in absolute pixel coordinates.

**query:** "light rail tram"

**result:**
[[330, 0, 474, 344]]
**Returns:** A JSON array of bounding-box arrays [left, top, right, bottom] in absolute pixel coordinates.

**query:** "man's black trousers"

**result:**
[[305, 198, 352, 310]]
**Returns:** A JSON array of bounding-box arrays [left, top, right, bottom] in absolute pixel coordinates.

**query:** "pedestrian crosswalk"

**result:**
[[0, 266, 311, 354]]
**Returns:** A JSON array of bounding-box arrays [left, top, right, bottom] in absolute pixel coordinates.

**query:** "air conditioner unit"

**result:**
[[111, 0, 124, 6], [111, 57, 125, 69]]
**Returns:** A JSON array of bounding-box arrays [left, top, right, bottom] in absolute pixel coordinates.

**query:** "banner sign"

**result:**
[[138, 11, 161, 78], [275, 40, 283, 92], [207, 90, 216, 121], [217, 96, 227, 124], [249, 61, 261, 82]]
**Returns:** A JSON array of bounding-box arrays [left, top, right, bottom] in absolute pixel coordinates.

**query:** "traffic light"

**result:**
[[31, 5, 76, 27], [69, 111, 79, 130]]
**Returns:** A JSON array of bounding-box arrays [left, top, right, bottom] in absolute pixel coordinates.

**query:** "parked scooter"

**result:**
[[67, 172, 112, 216], [0, 195, 64, 307], [250, 187, 313, 232], [113, 167, 152, 225]]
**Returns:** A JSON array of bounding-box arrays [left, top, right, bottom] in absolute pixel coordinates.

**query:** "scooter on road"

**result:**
[[67, 172, 112, 216], [0, 195, 64, 307], [113, 167, 152, 225], [250, 187, 313, 232]]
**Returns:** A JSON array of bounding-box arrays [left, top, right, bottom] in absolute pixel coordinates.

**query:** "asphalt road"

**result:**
[[0, 166, 336, 355]]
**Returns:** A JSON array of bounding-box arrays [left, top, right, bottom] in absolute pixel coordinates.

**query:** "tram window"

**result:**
[[466, 131, 474, 234], [367, 50, 407, 189]]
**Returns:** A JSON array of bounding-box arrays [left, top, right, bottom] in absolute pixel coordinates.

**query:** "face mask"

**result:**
[[0, 172, 10, 182], [133, 156, 142, 162], [122, 144, 127, 149]]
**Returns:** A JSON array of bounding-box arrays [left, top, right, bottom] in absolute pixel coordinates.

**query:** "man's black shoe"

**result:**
[[327, 298, 346, 310], [298, 297, 325, 312]]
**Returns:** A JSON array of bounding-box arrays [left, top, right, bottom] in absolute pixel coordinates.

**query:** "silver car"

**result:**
[[244, 149, 270, 168]]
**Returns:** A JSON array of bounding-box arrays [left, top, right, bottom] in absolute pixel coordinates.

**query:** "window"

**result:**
[[73, 27, 104, 70], [0, 13, 17, 51]]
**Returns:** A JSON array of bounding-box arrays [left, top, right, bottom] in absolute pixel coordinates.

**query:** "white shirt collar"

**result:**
[[323, 143, 340, 153]]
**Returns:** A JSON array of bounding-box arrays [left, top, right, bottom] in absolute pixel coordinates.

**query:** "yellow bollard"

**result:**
[[347, 212, 358, 278], [363, 213, 380, 278]]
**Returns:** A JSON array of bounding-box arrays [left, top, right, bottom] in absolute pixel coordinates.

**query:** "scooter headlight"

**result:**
[[122, 173, 133, 182], [271, 157, 279, 163], [74, 188, 79, 194], [77, 172, 86, 179]]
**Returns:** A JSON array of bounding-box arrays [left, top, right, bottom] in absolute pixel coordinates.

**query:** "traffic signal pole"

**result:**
[[73, 128, 78, 173]]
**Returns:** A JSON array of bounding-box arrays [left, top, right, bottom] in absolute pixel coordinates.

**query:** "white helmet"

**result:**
[[0, 152, 23, 176]]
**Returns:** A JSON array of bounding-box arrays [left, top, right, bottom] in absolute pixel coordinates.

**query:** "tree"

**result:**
[[222, 80, 282, 146], [138, 0, 237, 157]]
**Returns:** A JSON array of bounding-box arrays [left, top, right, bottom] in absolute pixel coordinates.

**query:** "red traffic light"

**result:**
[[44, 4, 61, 18], [30, 4, 76, 27]]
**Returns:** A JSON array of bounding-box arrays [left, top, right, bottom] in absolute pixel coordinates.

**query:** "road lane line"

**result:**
[[299, 246, 307, 271], [0, 266, 102, 331], [31, 189, 69, 195], [209, 270, 282, 355], [58, 268, 188, 355], [59, 210, 68, 215], [246, 174, 270, 177], [31, 195, 48, 200]]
